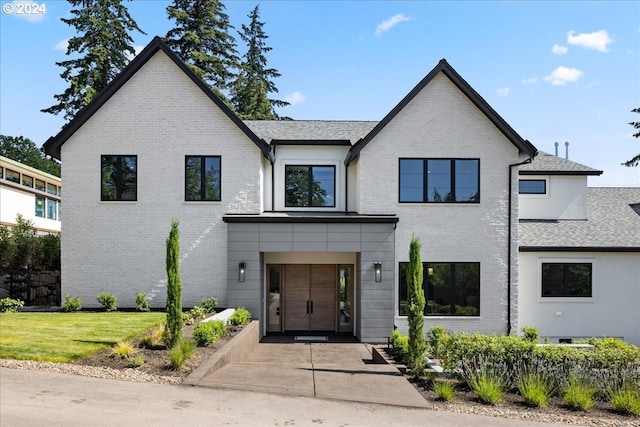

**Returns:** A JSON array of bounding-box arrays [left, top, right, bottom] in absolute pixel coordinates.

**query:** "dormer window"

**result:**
[[285, 165, 335, 207]]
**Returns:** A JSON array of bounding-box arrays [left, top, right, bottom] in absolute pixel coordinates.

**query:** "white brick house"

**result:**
[[44, 37, 539, 342]]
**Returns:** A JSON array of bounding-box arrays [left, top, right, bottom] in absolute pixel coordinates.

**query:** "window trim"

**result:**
[[184, 155, 222, 202], [398, 158, 480, 204], [100, 155, 138, 202], [284, 164, 337, 208], [538, 258, 594, 302], [398, 261, 481, 317]]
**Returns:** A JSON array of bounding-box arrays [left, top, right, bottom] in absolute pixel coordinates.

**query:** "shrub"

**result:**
[[168, 339, 195, 369], [229, 307, 251, 325], [433, 380, 456, 402], [608, 382, 640, 416], [389, 330, 409, 363], [201, 297, 218, 313], [96, 292, 117, 312], [0, 297, 24, 313], [135, 292, 150, 312], [128, 354, 145, 368], [61, 294, 82, 312], [111, 341, 136, 358], [427, 325, 448, 359], [139, 326, 165, 349], [189, 306, 206, 320], [193, 320, 227, 346], [564, 377, 596, 411], [521, 326, 539, 343]]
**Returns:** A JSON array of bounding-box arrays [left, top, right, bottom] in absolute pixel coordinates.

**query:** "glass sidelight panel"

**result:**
[[338, 265, 353, 333], [267, 265, 282, 332]]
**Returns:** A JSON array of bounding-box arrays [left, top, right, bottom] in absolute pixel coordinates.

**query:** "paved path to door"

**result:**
[[192, 342, 430, 408]]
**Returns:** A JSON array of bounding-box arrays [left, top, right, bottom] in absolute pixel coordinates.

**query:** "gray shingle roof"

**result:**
[[520, 151, 602, 175], [519, 187, 640, 250], [244, 120, 378, 144]]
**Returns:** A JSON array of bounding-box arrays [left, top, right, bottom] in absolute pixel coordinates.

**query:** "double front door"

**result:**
[[267, 264, 353, 333]]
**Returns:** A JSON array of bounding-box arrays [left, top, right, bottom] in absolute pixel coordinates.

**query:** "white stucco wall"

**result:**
[[519, 251, 640, 345], [356, 73, 524, 336], [59, 51, 264, 308], [0, 185, 61, 233], [519, 175, 588, 220]]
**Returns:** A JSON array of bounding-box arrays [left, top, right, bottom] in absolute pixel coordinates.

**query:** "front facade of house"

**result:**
[[45, 37, 540, 342], [0, 156, 62, 234], [518, 153, 640, 345]]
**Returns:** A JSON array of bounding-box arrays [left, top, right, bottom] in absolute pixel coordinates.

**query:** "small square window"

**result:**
[[47, 183, 57, 195], [6, 169, 19, 183], [185, 156, 221, 201], [285, 165, 335, 207], [101, 155, 137, 201], [22, 175, 33, 188], [35, 179, 46, 192]]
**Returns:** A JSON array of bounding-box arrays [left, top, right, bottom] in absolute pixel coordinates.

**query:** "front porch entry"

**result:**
[[266, 264, 354, 334]]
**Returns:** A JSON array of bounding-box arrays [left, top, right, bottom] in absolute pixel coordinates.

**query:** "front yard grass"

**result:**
[[0, 312, 165, 363]]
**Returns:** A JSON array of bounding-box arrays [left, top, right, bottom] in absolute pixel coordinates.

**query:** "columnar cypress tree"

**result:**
[[231, 4, 289, 119], [407, 235, 426, 375], [165, 0, 239, 104], [165, 219, 182, 348], [42, 0, 145, 121]]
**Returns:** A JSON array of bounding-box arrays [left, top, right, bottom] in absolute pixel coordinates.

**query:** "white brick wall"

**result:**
[[357, 74, 523, 335], [60, 51, 263, 309]]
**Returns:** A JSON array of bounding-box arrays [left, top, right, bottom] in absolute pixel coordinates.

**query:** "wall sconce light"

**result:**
[[427, 267, 434, 276], [374, 262, 382, 282], [238, 262, 246, 282]]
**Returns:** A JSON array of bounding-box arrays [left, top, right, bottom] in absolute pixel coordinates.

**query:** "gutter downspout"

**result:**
[[271, 145, 276, 212], [507, 156, 532, 335]]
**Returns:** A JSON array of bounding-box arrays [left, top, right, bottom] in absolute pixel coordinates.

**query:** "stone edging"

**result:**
[[183, 320, 259, 386]]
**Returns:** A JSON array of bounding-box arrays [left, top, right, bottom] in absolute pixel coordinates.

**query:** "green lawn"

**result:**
[[0, 312, 165, 362]]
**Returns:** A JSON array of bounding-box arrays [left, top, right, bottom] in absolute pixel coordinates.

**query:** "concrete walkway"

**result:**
[[190, 341, 430, 408]]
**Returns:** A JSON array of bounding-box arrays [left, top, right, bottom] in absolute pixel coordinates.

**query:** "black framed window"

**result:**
[[101, 155, 137, 201], [542, 263, 592, 297], [22, 175, 33, 188], [285, 165, 335, 207], [6, 169, 19, 183], [398, 262, 480, 316], [185, 156, 221, 201], [399, 158, 479, 203], [519, 179, 546, 194]]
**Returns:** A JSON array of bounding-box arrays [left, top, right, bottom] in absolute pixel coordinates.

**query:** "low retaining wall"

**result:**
[[184, 320, 259, 386]]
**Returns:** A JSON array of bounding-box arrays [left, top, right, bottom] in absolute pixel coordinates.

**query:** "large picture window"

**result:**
[[101, 155, 137, 201], [542, 263, 592, 297], [399, 158, 479, 203], [285, 165, 335, 207], [185, 156, 221, 201], [399, 262, 480, 316]]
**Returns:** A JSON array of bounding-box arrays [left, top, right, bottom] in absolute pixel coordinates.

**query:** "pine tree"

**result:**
[[622, 107, 640, 167], [232, 5, 289, 120], [41, 0, 145, 121], [407, 235, 426, 376], [165, 219, 183, 348], [165, 0, 239, 103]]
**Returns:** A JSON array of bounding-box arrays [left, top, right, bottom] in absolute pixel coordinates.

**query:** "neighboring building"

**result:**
[[44, 37, 538, 342], [518, 152, 640, 345], [0, 155, 61, 234]]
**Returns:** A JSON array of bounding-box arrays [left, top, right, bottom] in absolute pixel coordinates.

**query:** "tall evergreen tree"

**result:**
[[622, 107, 640, 167], [165, 0, 239, 103], [407, 235, 426, 376], [231, 5, 289, 120], [164, 219, 183, 348], [41, 0, 145, 121]]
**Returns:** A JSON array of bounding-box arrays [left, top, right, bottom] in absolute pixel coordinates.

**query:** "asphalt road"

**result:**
[[0, 368, 570, 427]]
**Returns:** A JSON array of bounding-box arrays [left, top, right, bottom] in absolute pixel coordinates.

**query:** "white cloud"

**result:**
[[497, 87, 510, 97], [9, 1, 46, 23], [567, 30, 613, 53], [54, 39, 69, 52], [283, 91, 305, 105], [375, 13, 411, 37], [544, 66, 584, 86], [552, 44, 568, 55], [521, 76, 538, 85], [125, 45, 145, 62]]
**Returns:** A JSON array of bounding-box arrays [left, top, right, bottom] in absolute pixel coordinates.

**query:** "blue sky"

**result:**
[[1, 0, 638, 186]]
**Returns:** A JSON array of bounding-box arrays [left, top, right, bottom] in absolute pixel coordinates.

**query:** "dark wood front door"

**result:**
[[283, 264, 336, 332]]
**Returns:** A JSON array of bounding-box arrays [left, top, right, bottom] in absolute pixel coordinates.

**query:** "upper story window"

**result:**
[[46, 182, 57, 195], [101, 155, 137, 201], [22, 174, 33, 188], [185, 156, 221, 201], [0, 167, 3, 179], [399, 262, 480, 316], [542, 262, 592, 297], [285, 165, 335, 207], [6, 168, 19, 183], [399, 158, 479, 203], [519, 179, 546, 195], [35, 179, 45, 192]]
